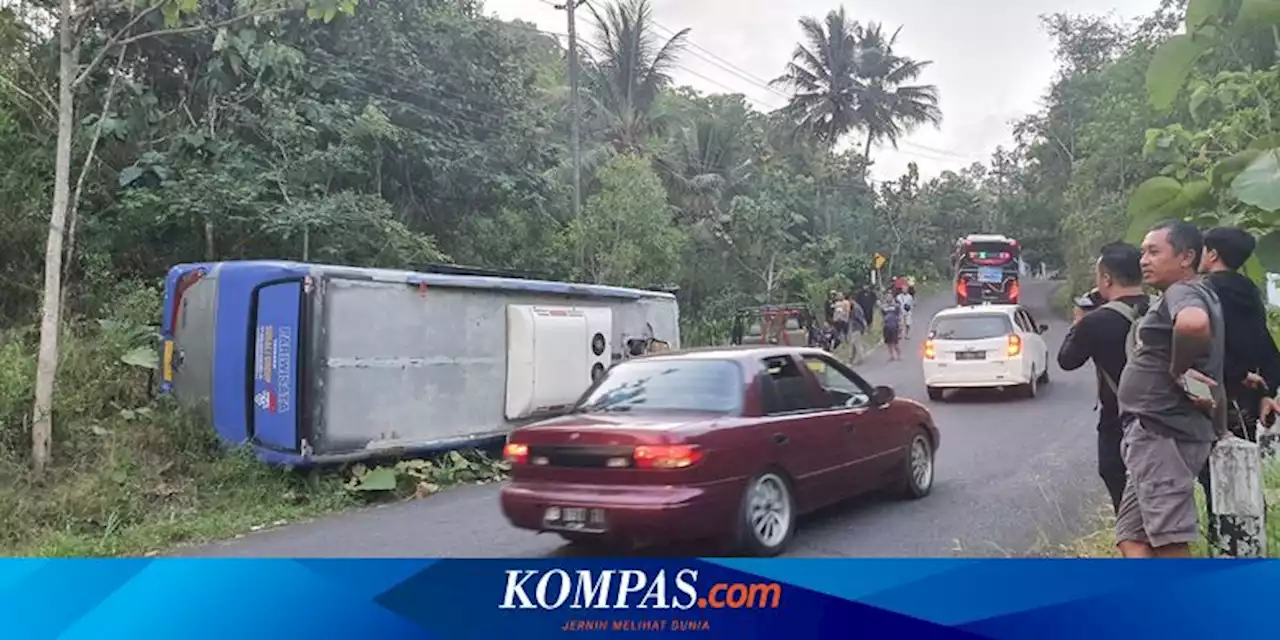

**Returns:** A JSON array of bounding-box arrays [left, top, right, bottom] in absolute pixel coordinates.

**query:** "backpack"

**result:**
[[1095, 298, 1151, 396]]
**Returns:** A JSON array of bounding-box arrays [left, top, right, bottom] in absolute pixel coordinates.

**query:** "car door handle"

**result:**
[[773, 433, 788, 445]]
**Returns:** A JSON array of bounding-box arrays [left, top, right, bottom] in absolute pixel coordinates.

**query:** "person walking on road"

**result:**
[[896, 286, 916, 340], [832, 293, 851, 344], [1196, 226, 1280, 548], [880, 293, 903, 361], [1057, 242, 1150, 514], [1116, 220, 1227, 559]]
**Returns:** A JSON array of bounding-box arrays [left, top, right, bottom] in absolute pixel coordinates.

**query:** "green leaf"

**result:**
[[1239, 0, 1280, 25], [1231, 149, 1280, 212], [1186, 0, 1224, 31], [1146, 34, 1212, 112], [180, 0, 197, 12], [1254, 232, 1280, 273], [306, 6, 322, 19], [1242, 253, 1267, 289], [1211, 149, 1262, 187], [1127, 177, 1188, 244], [120, 346, 158, 369], [1249, 134, 1280, 150], [352, 467, 397, 491], [1183, 179, 1213, 207], [1189, 83, 1212, 121], [118, 166, 144, 187]]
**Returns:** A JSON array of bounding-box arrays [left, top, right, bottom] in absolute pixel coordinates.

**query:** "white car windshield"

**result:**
[[577, 360, 743, 414], [931, 314, 1013, 340]]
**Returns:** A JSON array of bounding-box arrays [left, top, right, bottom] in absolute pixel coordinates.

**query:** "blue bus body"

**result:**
[[160, 260, 679, 467]]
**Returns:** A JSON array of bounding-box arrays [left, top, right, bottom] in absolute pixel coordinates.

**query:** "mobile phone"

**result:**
[[1181, 373, 1214, 402]]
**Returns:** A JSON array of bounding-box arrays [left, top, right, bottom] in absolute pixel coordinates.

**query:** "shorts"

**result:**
[[883, 325, 900, 345], [1114, 419, 1212, 548]]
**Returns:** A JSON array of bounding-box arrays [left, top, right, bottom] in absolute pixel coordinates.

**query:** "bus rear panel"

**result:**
[[954, 235, 1021, 306]]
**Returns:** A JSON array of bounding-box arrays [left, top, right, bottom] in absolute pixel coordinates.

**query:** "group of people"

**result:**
[[822, 283, 916, 361], [1058, 221, 1280, 558]]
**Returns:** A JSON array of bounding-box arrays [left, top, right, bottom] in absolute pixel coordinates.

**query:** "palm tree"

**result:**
[[583, 0, 690, 154], [850, 22, 942, 162], [769, 7, 863, 147], [772, 10, 941, 164]]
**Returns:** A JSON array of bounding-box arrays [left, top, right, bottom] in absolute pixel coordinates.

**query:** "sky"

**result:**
[[482, 0, 1162, 183]]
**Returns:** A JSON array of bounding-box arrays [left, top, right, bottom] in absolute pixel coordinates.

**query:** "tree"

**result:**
[[30, 0, 360, 476], [564, 153, 685, 287], [771, 7, 863, 147], [847, 22, 941, 162], [583, 0, 689, 154]]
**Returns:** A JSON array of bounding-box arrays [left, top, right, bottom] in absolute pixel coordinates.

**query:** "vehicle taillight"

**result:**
[[1007, 334, 1023, 357], [955, 281, 967, 298], [1009, 280, 1020, 302], [923, 339, 936, 360], [633, 444, 702, 469], [503, 442, 529, 465]]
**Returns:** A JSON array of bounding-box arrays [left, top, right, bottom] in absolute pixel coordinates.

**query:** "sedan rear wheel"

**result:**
[[735, 471, 795, 557]]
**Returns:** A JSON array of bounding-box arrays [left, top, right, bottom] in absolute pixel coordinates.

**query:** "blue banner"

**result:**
[[1, 558, 1275, 639], [251, 281, 302, 451]]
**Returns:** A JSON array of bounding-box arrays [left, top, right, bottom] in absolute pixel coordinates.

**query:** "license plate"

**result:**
[[977, 267, 1003, 283], [955, 351, 986, 361], [544, 506, 606, 531]]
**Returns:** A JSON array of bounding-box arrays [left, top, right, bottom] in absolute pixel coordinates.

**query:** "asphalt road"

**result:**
[[183, 280, 1109, 558]]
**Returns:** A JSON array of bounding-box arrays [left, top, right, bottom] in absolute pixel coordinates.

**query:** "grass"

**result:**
[[1063, 458, 1280, 557]]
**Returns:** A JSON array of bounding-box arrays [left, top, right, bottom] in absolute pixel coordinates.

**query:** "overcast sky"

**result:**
[[482, 0, 1161, 183]]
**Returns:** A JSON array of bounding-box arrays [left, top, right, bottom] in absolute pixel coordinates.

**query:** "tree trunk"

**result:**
[[204, 220, 215, 260], [31, 0, 75, 476], [863, 135, 874, 166]]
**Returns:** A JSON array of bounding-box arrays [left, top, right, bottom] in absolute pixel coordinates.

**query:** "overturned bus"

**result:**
[[160, 261, 680, 466]]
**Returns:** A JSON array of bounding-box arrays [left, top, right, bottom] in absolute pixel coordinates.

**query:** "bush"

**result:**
[[0, 283, 357, 555]]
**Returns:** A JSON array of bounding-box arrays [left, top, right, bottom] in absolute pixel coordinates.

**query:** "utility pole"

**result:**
[[556, 0, 585, 224]]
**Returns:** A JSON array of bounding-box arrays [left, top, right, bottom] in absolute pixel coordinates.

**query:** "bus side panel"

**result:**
[[250, 281, 303, 452], [210, 262, 308, 447]]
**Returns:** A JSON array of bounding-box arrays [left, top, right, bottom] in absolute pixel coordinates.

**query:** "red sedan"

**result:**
[[499, 346, 940, 556]]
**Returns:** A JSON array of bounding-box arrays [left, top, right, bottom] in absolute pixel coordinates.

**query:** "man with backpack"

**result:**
[[1057, 242, 1151, 513]]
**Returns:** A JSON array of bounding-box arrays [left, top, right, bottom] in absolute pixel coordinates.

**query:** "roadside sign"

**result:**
[[873, 253, 886, 270]]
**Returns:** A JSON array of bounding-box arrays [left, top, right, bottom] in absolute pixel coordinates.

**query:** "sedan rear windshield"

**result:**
[[931, 314, 1013, 340], [577, 360, 742, 414]]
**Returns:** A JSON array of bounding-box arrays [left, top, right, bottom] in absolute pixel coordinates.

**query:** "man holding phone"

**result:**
[[1057, 242, 1150, 513], [1115, 221, 1227, 559]]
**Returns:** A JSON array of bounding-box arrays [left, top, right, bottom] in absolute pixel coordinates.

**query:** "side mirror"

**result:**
[[1038, 324, 1049, 333], [871, 385, 895, 407]]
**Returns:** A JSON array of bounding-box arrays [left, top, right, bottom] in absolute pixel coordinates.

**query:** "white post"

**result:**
[[1207, 436, 1268, 558]]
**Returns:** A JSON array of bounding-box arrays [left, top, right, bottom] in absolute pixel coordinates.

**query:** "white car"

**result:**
[[921, 304, 1051, 401]]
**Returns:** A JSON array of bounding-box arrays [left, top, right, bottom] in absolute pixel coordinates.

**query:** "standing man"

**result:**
[[856, 287, 877, 331], [1197, 227, 1280, 548], [1199, 227, 1280, 437], [1057, 242, 1150, 513], [1116, 221, 1228, 558]]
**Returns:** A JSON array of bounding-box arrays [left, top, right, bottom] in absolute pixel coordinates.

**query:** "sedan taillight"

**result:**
[[633, 444, 703, 469], [503, 442, 529, 465]]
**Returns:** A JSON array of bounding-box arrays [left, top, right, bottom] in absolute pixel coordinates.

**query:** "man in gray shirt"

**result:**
[[1116, 220, 1228, 558]]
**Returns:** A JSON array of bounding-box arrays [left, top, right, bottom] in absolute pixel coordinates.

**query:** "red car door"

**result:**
[[753, 354, 850, 512], [799, 353, 904, 494]]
